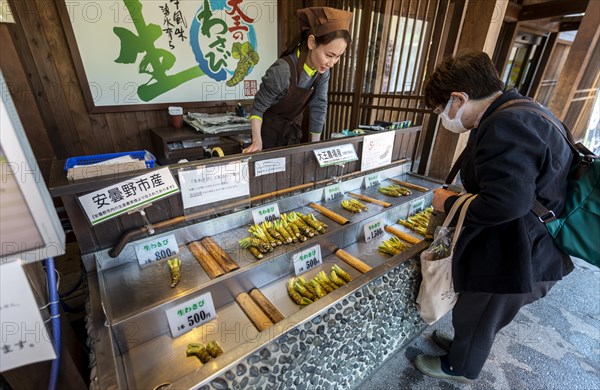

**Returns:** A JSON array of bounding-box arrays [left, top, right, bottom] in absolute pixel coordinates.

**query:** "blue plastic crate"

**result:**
[[64, 150, 156, 171]]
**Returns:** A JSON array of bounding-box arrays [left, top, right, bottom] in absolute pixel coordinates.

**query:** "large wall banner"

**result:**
[[61, 1, 278, 110]]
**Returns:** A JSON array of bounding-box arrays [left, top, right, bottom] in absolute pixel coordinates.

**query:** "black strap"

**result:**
[[443, 98, 580, 224], [443, 136, 474, 188], [443, 99, 529, 187], [497, 100, 575, 224]]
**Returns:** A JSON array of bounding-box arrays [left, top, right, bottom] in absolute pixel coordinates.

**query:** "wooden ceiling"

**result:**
[[506, 0, 587, 32]]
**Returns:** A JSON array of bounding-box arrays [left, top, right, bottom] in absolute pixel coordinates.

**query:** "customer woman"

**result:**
[[415, 51, 574, 383], [242, 7, 352, 153]]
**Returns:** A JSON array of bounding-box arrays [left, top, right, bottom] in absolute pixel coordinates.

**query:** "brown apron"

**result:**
[[261, 50, 322, 149]]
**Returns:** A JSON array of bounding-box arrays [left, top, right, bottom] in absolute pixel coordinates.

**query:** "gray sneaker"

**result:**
[[414, 355, 473, 384], [431, 330, 453, 352]]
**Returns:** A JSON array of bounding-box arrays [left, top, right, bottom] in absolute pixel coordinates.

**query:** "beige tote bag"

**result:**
[[416, 194, 476, 324]]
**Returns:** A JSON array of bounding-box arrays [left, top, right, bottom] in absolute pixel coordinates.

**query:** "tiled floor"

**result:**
[[362, 259, 600, 389]]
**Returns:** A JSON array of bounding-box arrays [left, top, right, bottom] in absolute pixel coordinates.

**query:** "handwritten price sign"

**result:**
[[364, 219, 385, 243], [323, 183, 344, 202], [292, 244, 323, 276], [252, 203, 281, 225], [364, 173, 380, 189], [165, 292, 217, 338], [135, 234, 179, 265]]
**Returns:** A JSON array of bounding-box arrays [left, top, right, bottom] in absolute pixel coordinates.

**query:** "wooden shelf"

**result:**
[[150, 126, 249, 165]]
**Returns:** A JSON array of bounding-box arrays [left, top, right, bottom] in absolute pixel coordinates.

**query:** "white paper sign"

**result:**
[[409, 198, 426, 216], [179, 161, 250, 209], [323, 183, 344, 202], [364, 173, 381, 188], [293, 244, 323, 276], [165, 292, 217, 338], [78, 167, 180, 226], [135, 234, 179, 265], [313, 144, 358, 167], [0, 260, 57, 372], [255, 157, 286, 177], [252, 203, 281, 225], [361, 132, 396, 171], [364, 219, 385, 243]]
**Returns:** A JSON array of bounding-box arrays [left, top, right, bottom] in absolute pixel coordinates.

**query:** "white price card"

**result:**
[[252, 202, 281, 225], [165, 292, 217, 338], [364, 219, 385, 243], [179, 161, 250, 210], [78, 167, 180, 226], [135, 234, 179, 265], [361, 132, 396, 171], [409, 198, 426, 216], [323, 183, 344, 202], [293, 244, 323, 276], [0, 260, 56, 372], [364, 173, 381, 188], [255, 157, 286, 177], [313, 144, 358, 167]]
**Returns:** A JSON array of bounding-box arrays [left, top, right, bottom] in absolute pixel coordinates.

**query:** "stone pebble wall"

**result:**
[[201, 258, 426, 390]]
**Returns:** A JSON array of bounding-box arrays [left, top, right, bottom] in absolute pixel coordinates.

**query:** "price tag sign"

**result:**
[[364, 173, 380, 188], [165, 292, 217, 338], [364, 219, 385, 243], [323, 183, 344, 202], [409, 198, 426, 216], [135, 234, 179, 265], [292, 244, 322, 276], [252, 202, 281, 225], [313, 144, 358, 167]]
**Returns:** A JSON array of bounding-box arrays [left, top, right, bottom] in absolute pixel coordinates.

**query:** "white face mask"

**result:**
[[440, 98, 469, 133]]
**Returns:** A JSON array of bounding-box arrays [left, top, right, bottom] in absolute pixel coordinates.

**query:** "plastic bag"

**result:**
[[420, 226, 454, 261]]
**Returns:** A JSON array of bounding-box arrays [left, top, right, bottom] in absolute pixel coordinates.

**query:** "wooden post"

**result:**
[[426, 0, 509, 179], [547, 0, 600, 121], [529, 32, 558, 99], [349, 0, 373, 130]]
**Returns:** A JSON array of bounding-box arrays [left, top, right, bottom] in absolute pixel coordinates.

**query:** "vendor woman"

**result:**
[[242, 7, 353, 153]]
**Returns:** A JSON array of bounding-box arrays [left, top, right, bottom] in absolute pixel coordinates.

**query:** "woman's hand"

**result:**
[[432, 188, 457, 212], [242, 141, 262, 154], [243, 118, 263, 153]]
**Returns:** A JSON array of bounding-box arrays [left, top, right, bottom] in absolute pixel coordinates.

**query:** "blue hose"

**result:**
[[45, 258, 61, 390]]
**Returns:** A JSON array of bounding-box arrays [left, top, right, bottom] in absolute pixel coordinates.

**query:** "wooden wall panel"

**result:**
[[9, 0, 83, 157], [0, 24, 56, 174]]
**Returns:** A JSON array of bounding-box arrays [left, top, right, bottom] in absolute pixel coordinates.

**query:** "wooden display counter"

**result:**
[[48, 128, 438, 388]]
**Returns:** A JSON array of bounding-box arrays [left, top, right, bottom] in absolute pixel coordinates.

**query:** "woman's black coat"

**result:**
[[446, 89, 574, 294]]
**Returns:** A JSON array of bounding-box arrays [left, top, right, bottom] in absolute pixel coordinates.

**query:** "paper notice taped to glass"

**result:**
[[0, 260, 57, 372]]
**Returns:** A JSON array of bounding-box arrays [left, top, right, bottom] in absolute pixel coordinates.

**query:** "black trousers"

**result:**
[[448, 280, 556, 379]]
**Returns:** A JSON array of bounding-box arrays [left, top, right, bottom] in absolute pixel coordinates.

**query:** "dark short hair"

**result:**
[[423, 51, 504, 108]]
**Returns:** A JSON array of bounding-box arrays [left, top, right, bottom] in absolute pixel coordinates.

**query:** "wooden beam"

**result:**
[[504, 1, 521, 23], [529, 32, 558, 98], [560, 21, 581, 31], [349, 0, 373, 130], [547, 0, 600, 120], [415, 0, 451, 175], [562, 35, 600, 140], [519, 0, 588, 22], [493, 22, 520, 75], [426, 0, 509, 179]]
